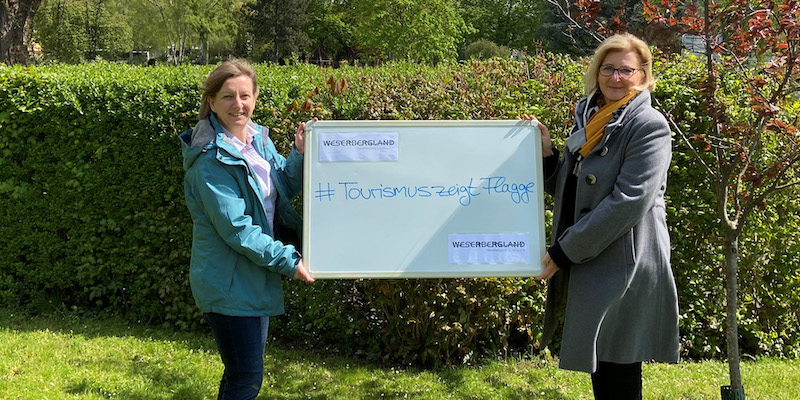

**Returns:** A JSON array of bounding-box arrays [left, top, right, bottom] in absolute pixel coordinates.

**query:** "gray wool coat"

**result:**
[[541, 89, 680, 373]]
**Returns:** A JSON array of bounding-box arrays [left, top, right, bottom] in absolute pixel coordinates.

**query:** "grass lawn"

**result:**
[[1, 310, 797, 399]]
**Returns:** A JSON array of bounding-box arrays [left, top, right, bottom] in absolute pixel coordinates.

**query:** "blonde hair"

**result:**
[[198, 59, 259, 120], [583, 33, 655, 96]]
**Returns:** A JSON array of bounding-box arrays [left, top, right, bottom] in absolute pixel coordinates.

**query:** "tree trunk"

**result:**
[[724, 232, 743, 389], [201, 31, 209, 65], [0, 0, 44, 65], [178, 26, 187, 64]]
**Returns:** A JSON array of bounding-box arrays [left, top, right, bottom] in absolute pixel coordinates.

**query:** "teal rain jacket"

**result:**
[[180, 114, 303, 317]]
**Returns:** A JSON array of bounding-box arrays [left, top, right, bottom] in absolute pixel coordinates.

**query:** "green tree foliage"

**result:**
[[243, 0, 311, 63], [352, 0, 471, 64], [123, 0, 167, 53], [304, 0, 356, 64], [460, 0, 538, 53], [189, 0, 241, 64], [34, 0, 133, 63], [33, 0, 84, 62], [140, 0, 239, 64]]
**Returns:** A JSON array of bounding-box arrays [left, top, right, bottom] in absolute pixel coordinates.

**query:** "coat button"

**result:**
[[600, 146, 609, 156], [586, 174, 597, 185]]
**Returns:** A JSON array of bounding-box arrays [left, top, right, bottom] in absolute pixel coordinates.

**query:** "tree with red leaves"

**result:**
[[643, 1, 799, 396], [554, 0, 800, 397]]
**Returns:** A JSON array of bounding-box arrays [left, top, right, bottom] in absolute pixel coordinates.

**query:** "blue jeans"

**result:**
[[205, 313, 270, 400]]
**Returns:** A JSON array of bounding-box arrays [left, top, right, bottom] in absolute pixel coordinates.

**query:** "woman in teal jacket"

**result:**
[[180, 59, 314, 400]]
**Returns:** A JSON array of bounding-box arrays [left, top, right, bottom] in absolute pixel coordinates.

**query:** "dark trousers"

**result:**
[[205, 313, 270, 400], [591, 361, 643, 400]]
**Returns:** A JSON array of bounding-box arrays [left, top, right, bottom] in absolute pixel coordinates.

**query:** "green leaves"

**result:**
[[2, 57, 799, 366], [352, 0, 471, 64]]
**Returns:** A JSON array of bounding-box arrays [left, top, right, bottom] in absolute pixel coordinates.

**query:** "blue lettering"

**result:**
[[480, 177, 535, 204], [457, 178, 480, 206], [332, 178, 533, 205]]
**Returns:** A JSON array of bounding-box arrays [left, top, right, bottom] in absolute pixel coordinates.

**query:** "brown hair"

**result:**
[[198, 59, 259, 120], [583, 33, 656, 96]]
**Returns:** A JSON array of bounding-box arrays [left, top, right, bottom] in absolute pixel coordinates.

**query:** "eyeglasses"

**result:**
[[599, 65, 640, 79]]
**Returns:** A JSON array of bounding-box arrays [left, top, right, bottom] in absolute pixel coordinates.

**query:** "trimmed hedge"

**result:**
[[1, 56, 798, 366]]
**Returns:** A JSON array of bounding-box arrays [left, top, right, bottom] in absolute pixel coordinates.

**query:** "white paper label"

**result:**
[[448, 233, 530, 264], [318, 132, 399, 162]]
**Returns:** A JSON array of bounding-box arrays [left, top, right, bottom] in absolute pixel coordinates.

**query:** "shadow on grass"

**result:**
[[433, 366, 573, 400], [1, 309, 577, 400], [2, 309, 220, 399], [256, 348, 575, 400], [0, 308, 218, 352], [67, 376, 210, 400]]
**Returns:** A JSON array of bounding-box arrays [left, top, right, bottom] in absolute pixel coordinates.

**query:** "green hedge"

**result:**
[[1, 56, 798, 366]]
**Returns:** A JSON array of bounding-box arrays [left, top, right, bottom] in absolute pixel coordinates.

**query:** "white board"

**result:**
[[302, 120, 545, 278]]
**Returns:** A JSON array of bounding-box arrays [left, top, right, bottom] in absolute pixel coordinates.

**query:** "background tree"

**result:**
[[460, 0, 538, 54], [34, 0, 85, 62], [642, 0, 800, 396], [34, 0, 133, 62], [1, 0, 44, 65], [549, 0, 800, 396], [187, 0, 240, 64], [351, 0, 471, 64], [125, 0, 168, 55], [142, 0, 237, 64], [539, 0, 647, 55], [305, 0, 356, 64], [144, 0, 193, 63], [244, 0, 310, 63]]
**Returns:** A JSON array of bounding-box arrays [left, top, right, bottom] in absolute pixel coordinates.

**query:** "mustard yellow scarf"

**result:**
[[579, 90, 640, 157]]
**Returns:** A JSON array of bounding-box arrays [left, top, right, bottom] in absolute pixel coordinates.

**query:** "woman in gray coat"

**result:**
[[526, 33, 680, 399]]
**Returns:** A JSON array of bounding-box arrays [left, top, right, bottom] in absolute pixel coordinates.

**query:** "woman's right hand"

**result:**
[[519, 115, 554, 157], [294, 117, 319, 156], [293, 260, 315, 283]]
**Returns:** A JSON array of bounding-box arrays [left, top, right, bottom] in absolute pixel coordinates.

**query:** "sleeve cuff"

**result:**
[[291, 144, 305, 158], [548, 241, 573, 271], [543, 148, 559, 178]]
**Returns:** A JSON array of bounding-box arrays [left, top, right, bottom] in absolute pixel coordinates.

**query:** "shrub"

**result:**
[[465, 39, 511, 60], [1, 55, 798, 366]]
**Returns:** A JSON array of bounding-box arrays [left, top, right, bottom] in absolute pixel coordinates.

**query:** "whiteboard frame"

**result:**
[[302, 120, 546, 279]]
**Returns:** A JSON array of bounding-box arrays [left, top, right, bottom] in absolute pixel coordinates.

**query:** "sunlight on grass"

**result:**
[[1, 310, 798, 399]]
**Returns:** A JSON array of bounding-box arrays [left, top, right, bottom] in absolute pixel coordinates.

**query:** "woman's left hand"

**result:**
[[294, 117, 318, 155], [536, 251, 560, 282]]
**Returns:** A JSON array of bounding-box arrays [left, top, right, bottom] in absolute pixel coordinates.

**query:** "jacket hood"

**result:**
[[180, 114, 260, 171], [180, 118, 217, 172]]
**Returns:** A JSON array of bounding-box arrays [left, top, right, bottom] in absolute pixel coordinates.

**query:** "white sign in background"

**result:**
[[302, 120, 546, 279]]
